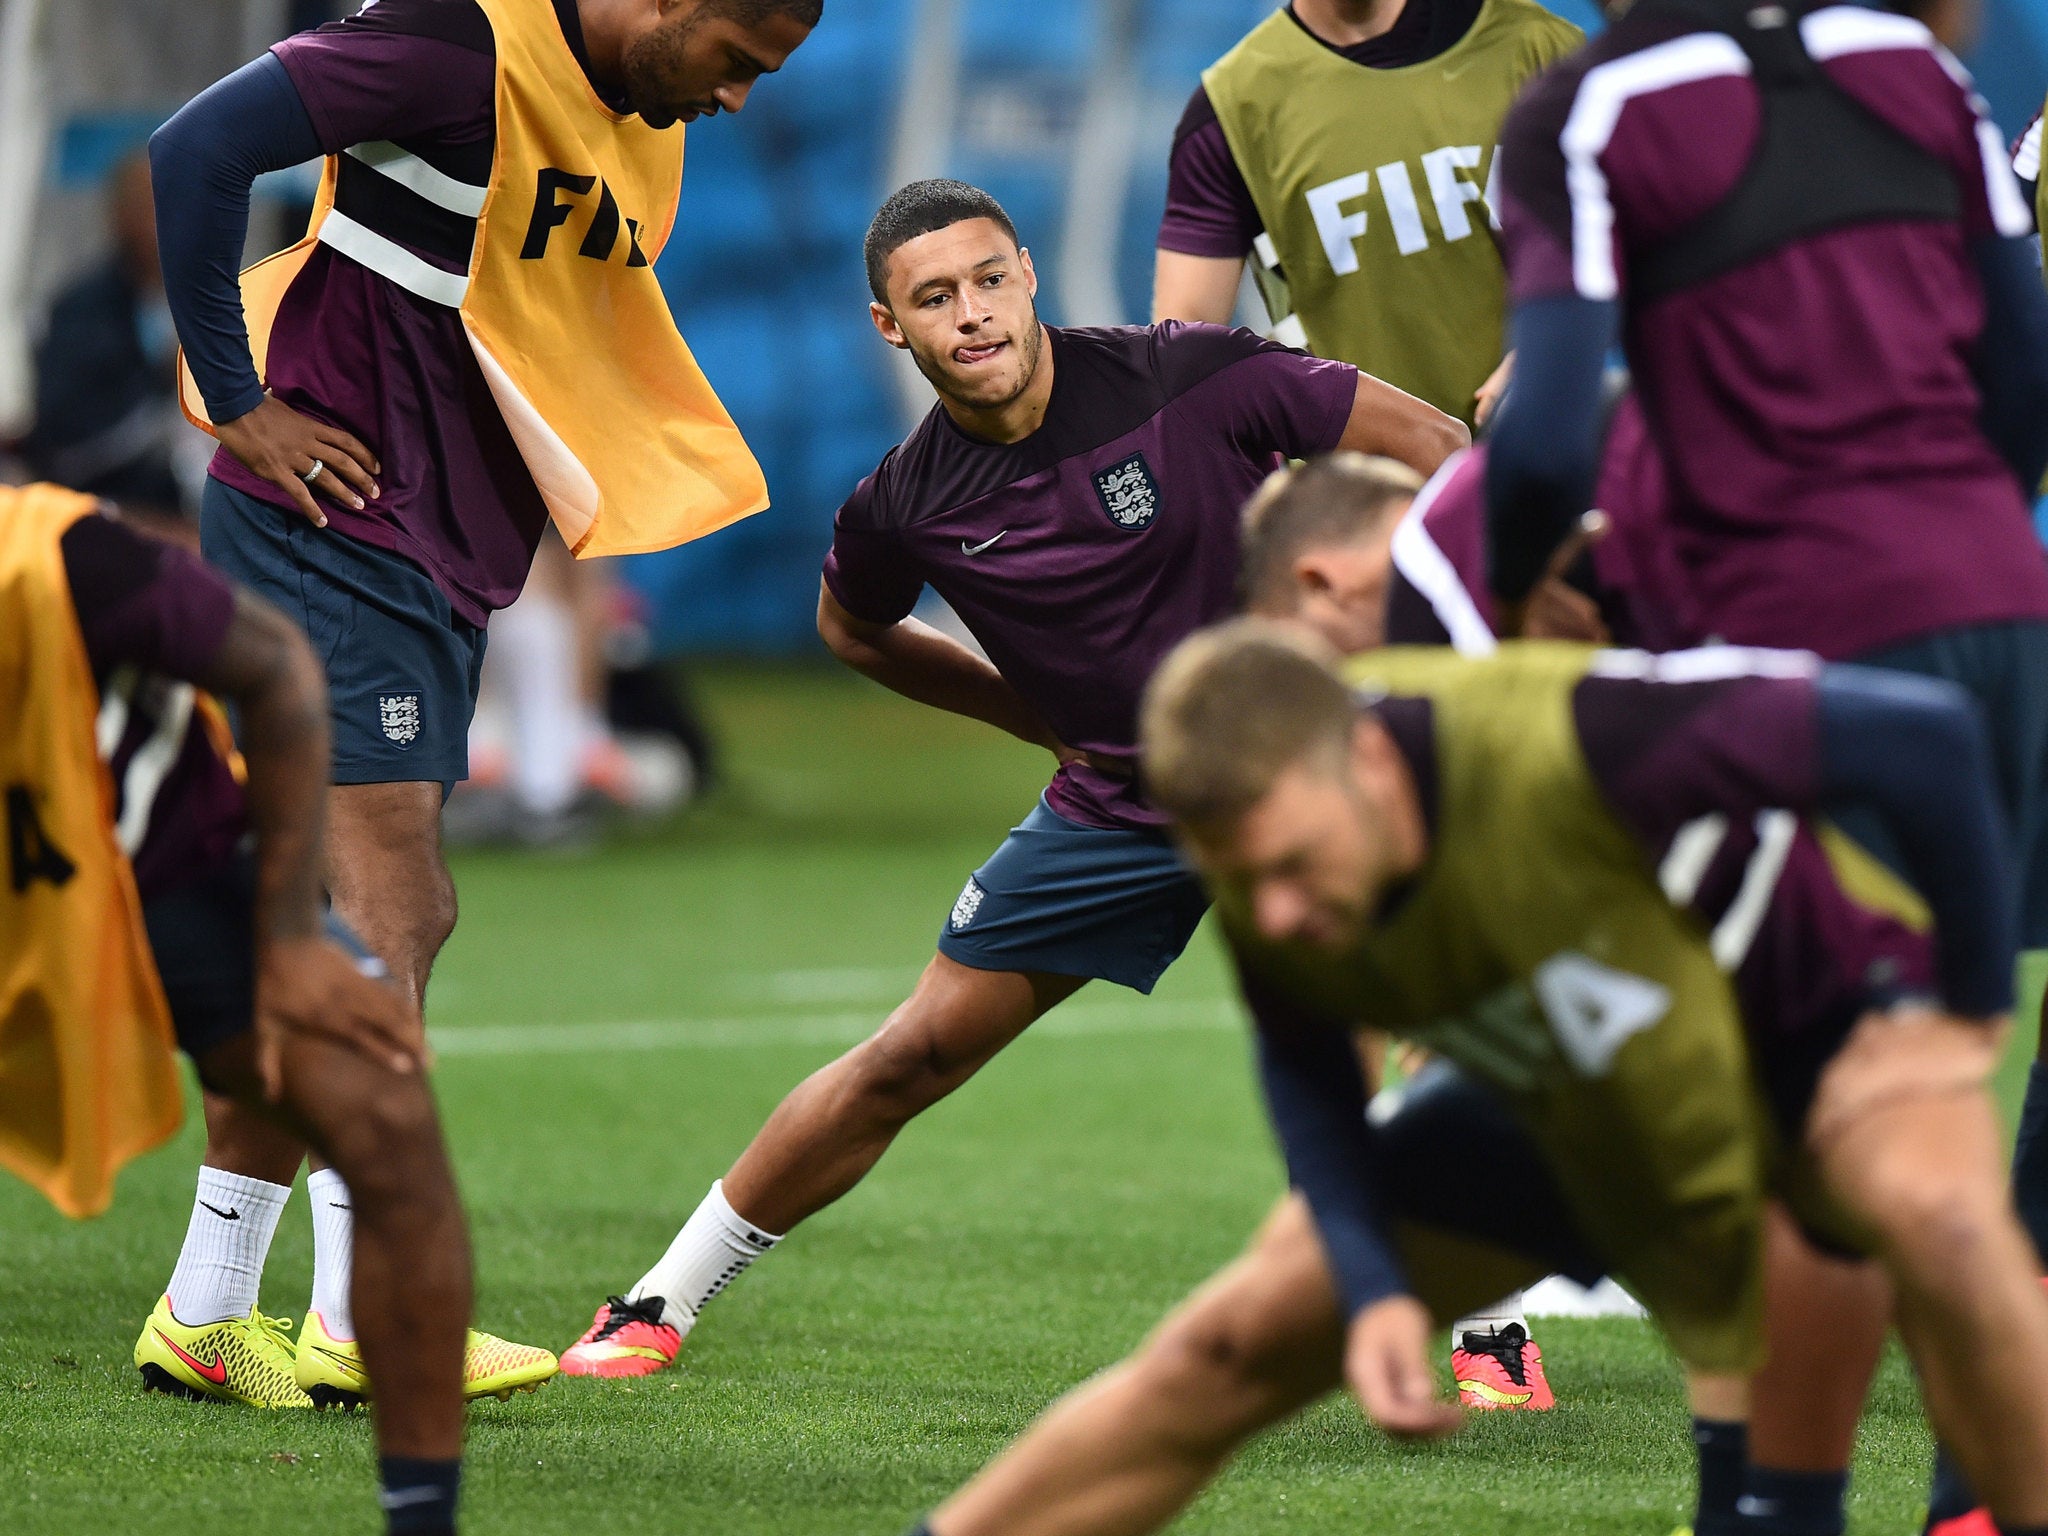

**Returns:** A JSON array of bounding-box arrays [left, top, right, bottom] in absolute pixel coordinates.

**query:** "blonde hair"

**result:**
[[1239, 452, 1424, 614], [1140, 618, 1356, 829]]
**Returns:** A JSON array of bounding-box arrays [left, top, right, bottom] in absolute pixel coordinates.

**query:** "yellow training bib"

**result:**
[[181, 0, 768, 559], [0, 485, 181, 1219]]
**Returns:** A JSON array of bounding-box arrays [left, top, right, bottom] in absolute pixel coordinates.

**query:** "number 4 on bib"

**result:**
[[1533, 952, 1670, 1077], [6, 784, 77, 893]]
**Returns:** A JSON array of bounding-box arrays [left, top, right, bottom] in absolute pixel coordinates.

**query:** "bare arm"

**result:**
[[1334, 373, 1470, 480], [1152, 250, 1245, 324], [194, 588, 420, 1091], [817, 581, 1076, 762]]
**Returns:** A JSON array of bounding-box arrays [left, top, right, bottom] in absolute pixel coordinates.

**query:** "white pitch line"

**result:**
[[427, 999, 1241, 1059]]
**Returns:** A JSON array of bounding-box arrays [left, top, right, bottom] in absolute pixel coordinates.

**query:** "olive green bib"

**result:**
[[1202, 1, 1580, 423], [1219, 645, 1774, 1370]]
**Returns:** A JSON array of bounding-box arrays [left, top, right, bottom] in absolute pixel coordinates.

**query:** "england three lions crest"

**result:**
[[1092, 452, 1159, 532], [378, 692, 422, 747]]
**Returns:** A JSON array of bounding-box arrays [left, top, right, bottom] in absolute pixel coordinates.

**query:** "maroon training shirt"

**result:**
[[1496, 3, 2048, 658], [1387, 393, 1701, 652], [59, 513, 247, 901], [210, 0, 627, 626], [823, 322, 1358, 831]]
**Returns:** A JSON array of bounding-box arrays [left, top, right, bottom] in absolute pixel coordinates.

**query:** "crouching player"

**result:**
[[0, 484, 470, 1536], [913, 628, 2048, 1536]]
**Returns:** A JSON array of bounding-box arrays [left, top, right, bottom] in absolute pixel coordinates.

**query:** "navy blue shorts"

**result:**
[[936, 797, 1211, 993], [201, 478, 487, 788], [142, 852, 378, 1084], [1846, 620, 2048, 948]]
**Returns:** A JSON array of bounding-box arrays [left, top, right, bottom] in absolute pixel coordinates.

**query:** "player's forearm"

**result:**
[[1253, 1013, 1409, 1317], [828, 615, 1062, 753], [1485, 294, 1616, 604], [203, 593, 333, 944], [150, 53, 322, 424], [1815, 665, 2018, 1019]]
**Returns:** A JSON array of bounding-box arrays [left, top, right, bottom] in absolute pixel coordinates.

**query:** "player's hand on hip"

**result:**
[[254, 934, 424, 1101], [1346, 1295, 1463, 1440], [215, 393, 381, 529]]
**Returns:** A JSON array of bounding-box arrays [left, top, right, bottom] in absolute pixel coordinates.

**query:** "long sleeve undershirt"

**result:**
[[148, 53, 323, 425]]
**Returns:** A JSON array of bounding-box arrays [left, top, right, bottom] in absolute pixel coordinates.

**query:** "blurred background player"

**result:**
[[556, 178, 1466, 1378], [19, 153, 204, 545], [456, 530, 710, 848], [138, 0, 816, 1407], [2, 484, 471, 1535], [1153, 0, 1580, 426], [1487, 0, 2048, 1527]]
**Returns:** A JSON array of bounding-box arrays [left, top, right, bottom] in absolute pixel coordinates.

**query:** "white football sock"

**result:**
[[1454, 1290, 1529, 1341], [493, 594, 584, 817], [165, 1168, 290, 1326], [308, 1168, 356, 1340], [627, 1180, 782, 1332]]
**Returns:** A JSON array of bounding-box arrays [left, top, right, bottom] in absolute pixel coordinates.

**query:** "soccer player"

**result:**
[[1154, 0, 1580, 426], [1486, 2, 2048, 1526], [1, 484, 471, 1535], [905, 626, 2048, 1536], [1239, 398, 1693, 660], [557, 178, 1467, 1376], [138, 0, 817, 1405]]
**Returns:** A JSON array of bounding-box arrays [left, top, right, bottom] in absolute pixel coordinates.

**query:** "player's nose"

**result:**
[[1254, 883, 1309, 943], [716, 79, 754, 114]]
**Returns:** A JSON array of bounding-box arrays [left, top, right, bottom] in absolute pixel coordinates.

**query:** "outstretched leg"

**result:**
[[590, 958, 1084, 1355]]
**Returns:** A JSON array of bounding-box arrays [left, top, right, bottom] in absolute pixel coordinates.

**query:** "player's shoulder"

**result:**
[[1499, 8, 1719, 168], [1124, 319, 1306, 395], [302, 0, 494, 56], [1479, 0, 1586, 56]]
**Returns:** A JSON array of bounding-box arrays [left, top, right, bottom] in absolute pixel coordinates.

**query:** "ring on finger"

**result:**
[[300, 458, 325, 486]]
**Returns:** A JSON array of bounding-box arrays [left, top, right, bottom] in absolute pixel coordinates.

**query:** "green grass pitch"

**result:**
[[1, 663, 2040, 1535]]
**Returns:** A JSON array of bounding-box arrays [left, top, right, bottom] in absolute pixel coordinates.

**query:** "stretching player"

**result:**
[[1487, 2, 2048, 1526], [1, 486, 470, 1535], [905, 627, 2048, 1536], [557, 178, 1466, 1375], [141, 0, 815, 1406]]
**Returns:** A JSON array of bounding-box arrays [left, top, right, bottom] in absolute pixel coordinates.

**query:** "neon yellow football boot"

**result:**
[[134, 1294, 312, 1408], [295, 1311, 559, 1408]]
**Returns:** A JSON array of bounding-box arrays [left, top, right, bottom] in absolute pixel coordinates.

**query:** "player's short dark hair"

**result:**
[[705, 0, 824, 26], [1238, 454, 1425, 615], [864, 179, 1020, 305], [1141, 620, 1356, 830]]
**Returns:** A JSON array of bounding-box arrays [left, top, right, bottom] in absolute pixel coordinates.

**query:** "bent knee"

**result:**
[[307, 1073, 447, 1189], [850, 1021, 979, 1112], [1135, 1297, 1325, 1429]]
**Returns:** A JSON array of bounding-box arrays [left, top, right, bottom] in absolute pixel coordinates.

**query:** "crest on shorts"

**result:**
[[378, 692, 422, 747], [1091, 452, 1159, 532], [949, 877, 987, 932]]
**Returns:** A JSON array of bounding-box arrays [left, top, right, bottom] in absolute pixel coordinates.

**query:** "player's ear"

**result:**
[[1293, 553, 1339, 600], [870, 300, 908, 350], [1020, 245, 1037, 298]]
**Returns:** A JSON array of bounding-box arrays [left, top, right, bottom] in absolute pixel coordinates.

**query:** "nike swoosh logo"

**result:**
[[155, 1329, 229, 1387], [198, 1201, 241, 1221], [329, 1202, 351, 1211], [962, 530, 1008, 556], [310, 1345, 367, 1380]]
